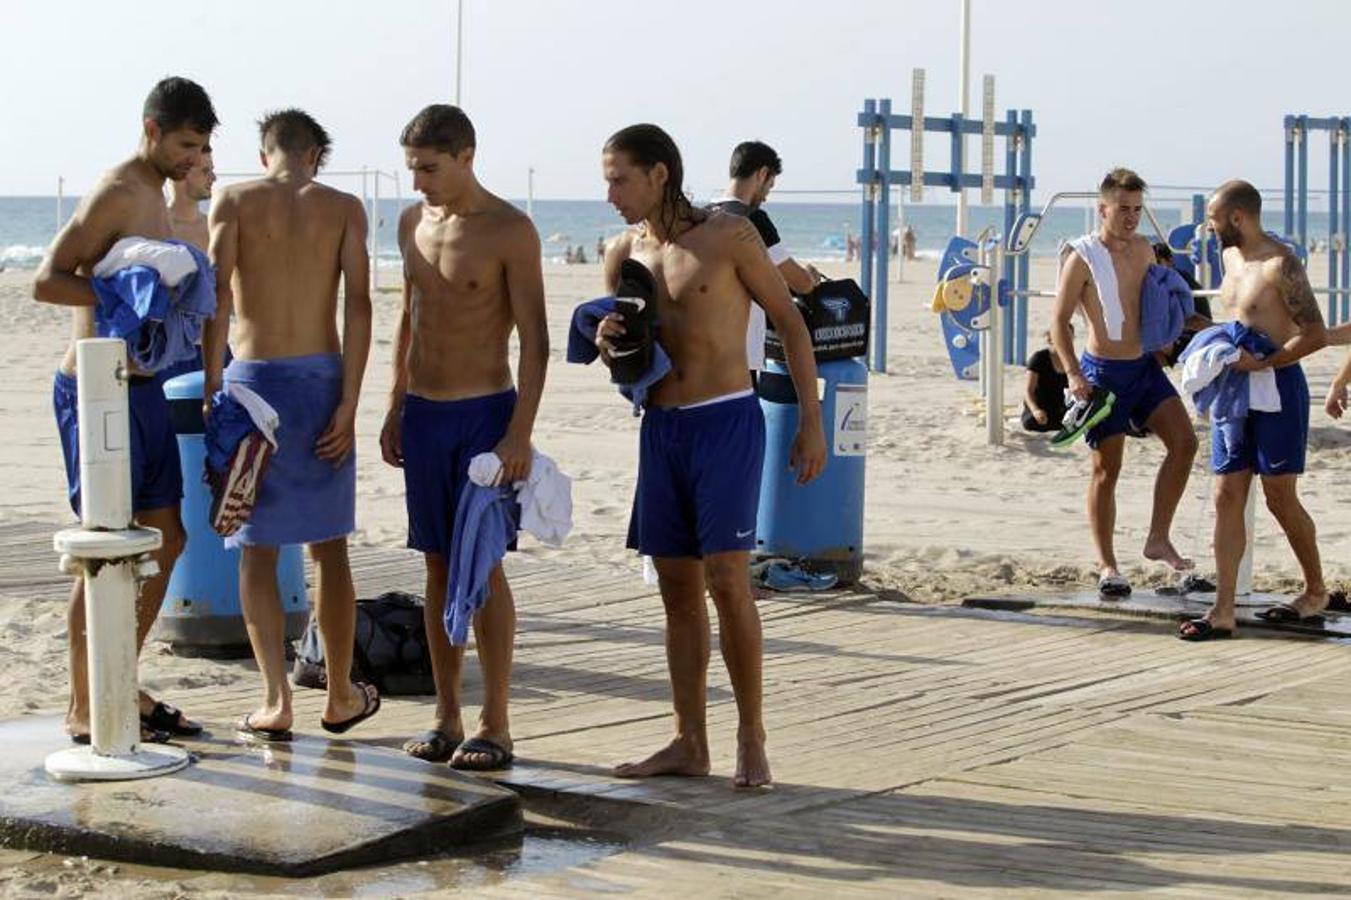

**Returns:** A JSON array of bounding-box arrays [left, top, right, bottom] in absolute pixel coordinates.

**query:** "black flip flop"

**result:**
[[71, 726, 172, 746], [1256, 603, 1326, 626], [449, 736, 514, 771], [321, 682, 381, 735], [141, 700, 203, 737], [234, 713, 293, 743], [1178, 618, 1234, 642], [403, 729, 460, 762]]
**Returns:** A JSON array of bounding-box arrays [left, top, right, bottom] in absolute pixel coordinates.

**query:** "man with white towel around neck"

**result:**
[[1049, 168, 1198, 597]]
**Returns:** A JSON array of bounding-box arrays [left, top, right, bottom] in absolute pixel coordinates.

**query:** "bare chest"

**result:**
[[410, 222, 501, 296]]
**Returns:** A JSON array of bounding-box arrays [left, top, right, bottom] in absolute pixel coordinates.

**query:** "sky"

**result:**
[[3, 0, 1348, 205]]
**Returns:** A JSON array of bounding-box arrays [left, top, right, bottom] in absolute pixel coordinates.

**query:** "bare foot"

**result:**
[[323, 681, 375, 725], [450, 729, 514, 770], [733, 731, 772, 789], [1143, 538, 1194, 572], [241, 705, 292, 733], [1289, 590, 1330, 616], [614, 735, 710, 779]]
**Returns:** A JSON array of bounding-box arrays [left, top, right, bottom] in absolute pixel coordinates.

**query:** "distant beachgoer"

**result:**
[[596, 235, 606, 260], [1022, 326, 1071, 433], [707, 140, 822, 371], [903, 225, 916, 261], [576, 246, 588, 264], [564, 244, 574, 263], [889, 230, 899, 257], [204, 108, 379, 741], [33, 76, 218, 745]]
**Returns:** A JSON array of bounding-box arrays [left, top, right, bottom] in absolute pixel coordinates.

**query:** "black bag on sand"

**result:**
[[292, 591, 437, 695]]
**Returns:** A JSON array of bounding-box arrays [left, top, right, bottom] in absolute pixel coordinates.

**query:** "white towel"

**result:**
[[1179, 342, 1281, 415], [1069, 234, 1124, 341], [224, 382, 281, 447], [93, 237, 198, 287], [466, 449, 573, 547]]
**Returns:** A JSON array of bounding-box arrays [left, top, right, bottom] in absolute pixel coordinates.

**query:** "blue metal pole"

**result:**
[[1284, 115, 1295, 239], [1342, 118, 1350, 323], [1191, 193, 1205, 227], [1003, 109, 1017, 362], [860, 99, 879, 372], [874, 99, 892, 374], [1015, 109, 1033, 364], [1298, 115, 1309, 252], [1331, 127, 1341, 326]]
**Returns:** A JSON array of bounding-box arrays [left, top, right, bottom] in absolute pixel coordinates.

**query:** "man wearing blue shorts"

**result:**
[[1051, 168, 1199, 597], [34, 77, 217, 744], [596, 124, 826, 788], [380, 106, 548, 770], [1178, 180, 1329, 640]]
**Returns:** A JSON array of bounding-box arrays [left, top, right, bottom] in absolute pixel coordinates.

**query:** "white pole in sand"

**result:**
[[371, 171, 381, 293], [454, 0, 465, 106], [956, 0, 972, 238], [56, 176, 65, 231], [44, 340, 189, 782], [527, 167, 535, 221], [985, 241, 1004, 446]]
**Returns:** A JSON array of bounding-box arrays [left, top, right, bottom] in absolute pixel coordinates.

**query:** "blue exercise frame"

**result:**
[[856, 99, 1035, 371], [1283, 114, 1350, 324]]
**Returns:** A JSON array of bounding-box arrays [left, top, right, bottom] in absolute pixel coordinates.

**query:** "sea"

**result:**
[[0, 195, 1329, 272]]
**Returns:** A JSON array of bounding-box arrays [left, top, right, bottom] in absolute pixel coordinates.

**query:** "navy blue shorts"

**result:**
[[402, 389, 517, 558], [1212, 364, 1309, 476], [53, 370, 182, 516], [1080, 352, 1179, 448], [626, 393, 766, 559]]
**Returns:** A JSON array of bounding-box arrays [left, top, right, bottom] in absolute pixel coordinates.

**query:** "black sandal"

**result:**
[[1178, 618, 1234, 642], [449, 736, 514, 771], [403, 729, 460, 762], [141, 700, 203, 736]]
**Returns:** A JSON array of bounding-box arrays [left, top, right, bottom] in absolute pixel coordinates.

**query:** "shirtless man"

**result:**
[[596, 124, 826, 788], [204, 109, 378, 740], [169, 145, 214, 250], [381, 104, 548, 770], [1051, 168, 1198, 597], [1179, 180, 1328, 640], [33, 76, 216, 744]]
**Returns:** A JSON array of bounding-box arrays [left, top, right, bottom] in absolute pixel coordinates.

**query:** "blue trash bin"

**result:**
[[755, 357, 867, 585], [159, 371, 308, 657]]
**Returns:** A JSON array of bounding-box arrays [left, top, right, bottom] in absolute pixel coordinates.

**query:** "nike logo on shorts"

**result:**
[[736, 528, 754, 538]]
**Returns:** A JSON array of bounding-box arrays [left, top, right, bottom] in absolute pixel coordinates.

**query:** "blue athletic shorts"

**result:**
[[1212, 363, 1309, 476], [626, 393, 766, 559], [1080, 352, 1178, 448], [53, 370, 182, 516], [402, 389, 517, 557]]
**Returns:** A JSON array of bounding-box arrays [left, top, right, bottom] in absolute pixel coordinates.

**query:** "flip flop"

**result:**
[[1255, 603, 1326, 626], [1051, 386, 1115, 448], [449, 736, 514, 771], [1178, 618, 1234, 642], [403, 729, 460, 762], [321, 682, 381, 734], [141, 700, 203, 737], [1098, 573, 1132, 599], [71, 725, 172, 746], [234, 713, 293, 743]]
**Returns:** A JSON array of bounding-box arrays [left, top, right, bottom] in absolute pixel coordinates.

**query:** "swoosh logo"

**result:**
[[736, 529, 754, 538]]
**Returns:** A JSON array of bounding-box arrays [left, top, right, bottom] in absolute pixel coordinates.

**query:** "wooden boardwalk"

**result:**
[[3, 521, 1351, 896]]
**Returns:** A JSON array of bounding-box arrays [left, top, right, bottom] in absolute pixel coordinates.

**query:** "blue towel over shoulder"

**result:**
[[92, 241, 216, 373], [1139, 264, 1195, 353]]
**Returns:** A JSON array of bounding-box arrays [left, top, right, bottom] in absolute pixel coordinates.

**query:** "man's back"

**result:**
[[608, 210, 753, 406], [226, 178, 357, 359]]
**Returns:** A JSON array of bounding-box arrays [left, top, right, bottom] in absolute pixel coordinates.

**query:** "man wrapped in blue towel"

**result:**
[[595, 125, 826, 789], [33, 76, 218, 745], [204, 109, 379, 743], [380, 105, 548, 771]]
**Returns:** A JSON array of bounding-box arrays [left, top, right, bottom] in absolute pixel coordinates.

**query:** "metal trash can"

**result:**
[[755, 356, 867, 585], [158, 370, 308, 657]]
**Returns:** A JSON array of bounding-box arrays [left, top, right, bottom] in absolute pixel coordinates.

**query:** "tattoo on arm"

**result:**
[[733, 218, 762, 246], [1279, 254, 1322, 327]]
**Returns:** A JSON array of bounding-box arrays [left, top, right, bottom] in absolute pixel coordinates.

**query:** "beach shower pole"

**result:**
[[371, 171, 381, 292], [454, 0, 464, 106], [956, 0, 971, 239], [44, 340, 189, 782], [56, 176, 65, 230], [527, 167, 535, 220]]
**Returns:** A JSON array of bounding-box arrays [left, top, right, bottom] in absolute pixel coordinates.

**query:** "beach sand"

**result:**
[[1, 255, 1348, 894]]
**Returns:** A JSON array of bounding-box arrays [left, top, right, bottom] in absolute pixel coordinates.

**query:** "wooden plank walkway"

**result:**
[[3, 522, 1351, 896]]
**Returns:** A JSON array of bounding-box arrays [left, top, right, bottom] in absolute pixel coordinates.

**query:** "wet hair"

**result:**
[[400, 105, 476, 155], [1100, 167, 1147, 197], [143, 76, 218, 135], [258, 108, 332, 170], [1152, 241, 1173, 263], [1213, 179, 1263, 218], [604, 123, 693, 236], [729, 141, 782, 180]]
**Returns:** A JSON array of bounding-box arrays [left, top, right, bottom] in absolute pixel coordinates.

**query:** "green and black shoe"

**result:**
[[1051, 386, 1115, 449]]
